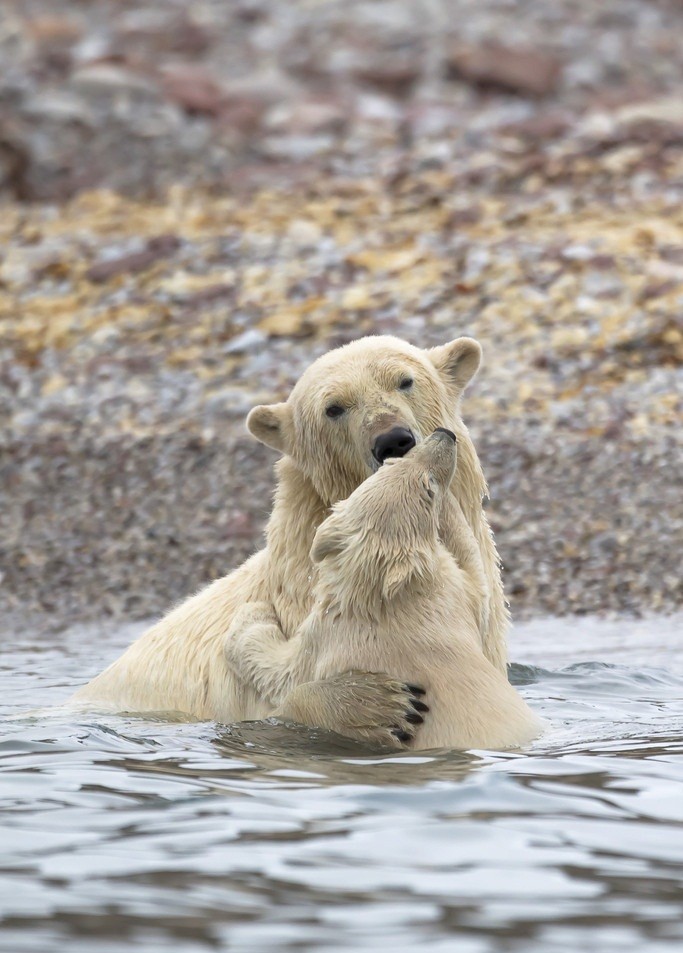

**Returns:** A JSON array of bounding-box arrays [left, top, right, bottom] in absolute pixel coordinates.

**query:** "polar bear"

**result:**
[[225, 430, 541, 750], [70, 335, 508, 746]]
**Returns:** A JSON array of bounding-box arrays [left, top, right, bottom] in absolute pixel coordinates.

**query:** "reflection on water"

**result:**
[[1, 616, 683, 953]]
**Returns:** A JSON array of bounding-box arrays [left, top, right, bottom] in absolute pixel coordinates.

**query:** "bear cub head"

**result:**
[[247, 335, 481, 504], [309, 429, 457, 613]]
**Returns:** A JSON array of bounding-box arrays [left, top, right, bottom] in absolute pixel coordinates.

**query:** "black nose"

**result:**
[[434, 427, 456, 442], [372, 426, 416, 464]]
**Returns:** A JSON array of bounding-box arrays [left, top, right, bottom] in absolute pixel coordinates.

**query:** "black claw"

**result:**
[[410, 699, 429, 713], [405, 684, 426, 696], [391, 729, 413, 744], [405, 711, 424, 725]]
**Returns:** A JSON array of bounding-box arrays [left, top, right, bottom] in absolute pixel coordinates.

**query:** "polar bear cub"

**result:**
[[226, 430, 542, 750]]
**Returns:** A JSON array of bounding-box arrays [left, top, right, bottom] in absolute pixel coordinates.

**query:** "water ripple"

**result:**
[[1, 615, 683, 952]]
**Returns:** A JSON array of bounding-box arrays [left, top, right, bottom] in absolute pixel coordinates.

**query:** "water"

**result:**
[[2, 615, 683, 953]]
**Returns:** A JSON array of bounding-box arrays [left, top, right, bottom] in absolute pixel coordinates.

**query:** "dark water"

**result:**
[[1, 616, 683, 953]]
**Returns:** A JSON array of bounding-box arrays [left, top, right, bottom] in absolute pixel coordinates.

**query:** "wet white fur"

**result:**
[[70, 336, 509, 734], [226, 434, 542, 750]]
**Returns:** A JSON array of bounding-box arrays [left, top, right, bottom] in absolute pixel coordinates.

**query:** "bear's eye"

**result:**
[[398, 377, 414, 391], [325, 404, 346, 419]]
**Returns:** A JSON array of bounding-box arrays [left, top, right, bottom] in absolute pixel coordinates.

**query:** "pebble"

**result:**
[[223, 329, 268, 354]]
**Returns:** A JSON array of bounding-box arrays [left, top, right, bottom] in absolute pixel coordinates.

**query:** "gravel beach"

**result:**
[[1, 0, 681, 633]]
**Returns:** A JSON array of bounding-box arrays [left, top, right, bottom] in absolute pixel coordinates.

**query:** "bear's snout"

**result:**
[[372, 426, 416, 464]]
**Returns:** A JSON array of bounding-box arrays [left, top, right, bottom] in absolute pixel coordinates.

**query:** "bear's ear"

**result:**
[[381, 554, 416, 601], [310, 517, 346, 564], [427, 337, 482, 394], [246, 402, 292, 453]]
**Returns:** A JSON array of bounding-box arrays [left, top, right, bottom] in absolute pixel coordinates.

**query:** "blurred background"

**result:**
[[1, 0, 681, 631]]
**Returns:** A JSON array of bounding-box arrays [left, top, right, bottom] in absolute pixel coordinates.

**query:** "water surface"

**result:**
[[2, 615, 683, 953]]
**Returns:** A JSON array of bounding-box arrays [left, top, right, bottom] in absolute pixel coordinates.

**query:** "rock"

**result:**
[[218, 74, 297, 134], [226, 510, 253, 537], [259, 309, 316, 337], [178, 283, 236, 308], [0, 244, 67, 287], [205, 389, 253, 417], [502, 111, 571, 140], [581, 270, 623, 298], [71, 62, 159, 96], [86, 235, 181, 283], [614, 96, 683, 129], [114, 11, 212, 57], [218, 99, 266, 136], [406, 100, 460, 138], [258, 134, 335, 161], [264, 99, 347, 135], [0, 128, 31, 200], [638, 280, 680, 303], [351, 59, 421, 99], [560, 244, 600, 263], [222, 329, 267, 354], [660, 246, 683, 265], [581, 269, 624, 298], [444, 206, 483, 228], [25, 16, 83, 48], [22, 91, 94, 125], [160, 65, 226, 116], [588, 255, 618, 270], [355, 92, 403, 125], [146, 235, 182, 256], [446, 43, 563, 97]]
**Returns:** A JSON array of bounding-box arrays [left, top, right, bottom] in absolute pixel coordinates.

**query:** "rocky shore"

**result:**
[[1, 0, 681, 633]]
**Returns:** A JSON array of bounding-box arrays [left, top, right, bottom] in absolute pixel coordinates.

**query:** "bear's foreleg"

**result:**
[[275, 673, 429, 749], [224, 601, 304, 705], [225, 603, 429, 748]]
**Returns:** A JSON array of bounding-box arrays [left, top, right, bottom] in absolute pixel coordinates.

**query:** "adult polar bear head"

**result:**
[[247, 333, 507, 675], [247, 335, 482, 506]]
